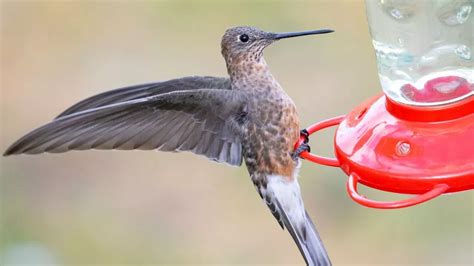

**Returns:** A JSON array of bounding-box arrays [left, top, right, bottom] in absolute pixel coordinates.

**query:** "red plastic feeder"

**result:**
[[296, 90, 473, 209], [295, 2, 474, 209]]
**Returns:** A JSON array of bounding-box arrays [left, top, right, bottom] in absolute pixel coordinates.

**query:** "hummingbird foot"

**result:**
[[292, 143, 311, 160], [300, 129, 310, 143], [292, 129, 311, 160]]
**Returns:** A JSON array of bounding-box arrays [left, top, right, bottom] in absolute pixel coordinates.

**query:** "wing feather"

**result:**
[[56, 76, 230, 118], [5, 78, 245, 166]]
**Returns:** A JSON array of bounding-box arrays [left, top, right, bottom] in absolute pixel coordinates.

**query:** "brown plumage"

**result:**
[[4, 26, 333, 265]]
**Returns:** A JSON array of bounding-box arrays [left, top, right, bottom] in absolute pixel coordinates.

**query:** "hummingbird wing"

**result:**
[[4, 89, 246, 166], [56, 76, 231, 118]]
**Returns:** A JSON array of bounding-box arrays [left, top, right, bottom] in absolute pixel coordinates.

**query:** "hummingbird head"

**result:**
[[221, 26, 334, 65]]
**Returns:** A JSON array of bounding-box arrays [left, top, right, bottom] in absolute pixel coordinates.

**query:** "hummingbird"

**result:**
[[4, 26, 333, 265]]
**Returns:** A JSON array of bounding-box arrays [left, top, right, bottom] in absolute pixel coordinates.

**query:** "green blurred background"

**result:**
[[1, 0, 472, 265]]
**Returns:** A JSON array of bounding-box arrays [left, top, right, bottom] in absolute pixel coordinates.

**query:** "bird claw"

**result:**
[[300, 129, 310, 143], [292, 143, 311, 160], [292, 129, 311, 160]]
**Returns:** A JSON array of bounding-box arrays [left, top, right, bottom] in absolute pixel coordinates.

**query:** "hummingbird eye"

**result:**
[[239, 34, 249, 43]]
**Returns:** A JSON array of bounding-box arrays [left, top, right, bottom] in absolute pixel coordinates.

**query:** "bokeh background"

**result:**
[[1, 0, 472, 265]]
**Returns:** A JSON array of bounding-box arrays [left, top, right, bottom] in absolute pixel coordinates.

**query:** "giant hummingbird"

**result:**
[[4, 26, 334, 265]]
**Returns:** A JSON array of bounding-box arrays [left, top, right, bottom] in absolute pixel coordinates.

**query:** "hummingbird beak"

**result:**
[[272, 29, 334, 40]]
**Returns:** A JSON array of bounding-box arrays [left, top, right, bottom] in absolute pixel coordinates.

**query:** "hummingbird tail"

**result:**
[[303, 210, 332, 266], [265, 175, 331, 266]]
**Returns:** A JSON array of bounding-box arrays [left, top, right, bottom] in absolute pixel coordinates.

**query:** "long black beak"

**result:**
[[273, 29, 334, 40]]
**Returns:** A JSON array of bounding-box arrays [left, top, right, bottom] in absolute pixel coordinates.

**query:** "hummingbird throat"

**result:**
[[227, 56, 275, 88]]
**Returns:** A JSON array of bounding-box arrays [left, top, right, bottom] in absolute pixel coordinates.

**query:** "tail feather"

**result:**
[[264, 175, 331, 266], [275, 200, 331, 266], [303, 210, 332, 265]]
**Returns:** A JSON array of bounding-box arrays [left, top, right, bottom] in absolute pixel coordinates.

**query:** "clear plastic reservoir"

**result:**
[[365, 0, 473, 106]]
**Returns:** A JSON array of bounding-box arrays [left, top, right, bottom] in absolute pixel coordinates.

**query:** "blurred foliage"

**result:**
[[1, 1, 472, 265]]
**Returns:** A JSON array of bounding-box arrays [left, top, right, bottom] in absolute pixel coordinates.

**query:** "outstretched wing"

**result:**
[[56, 76, 231, 118], [4, 86, 246, 166]]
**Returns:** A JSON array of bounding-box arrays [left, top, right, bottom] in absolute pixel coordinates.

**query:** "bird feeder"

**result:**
[[296, 1, 473, 208]]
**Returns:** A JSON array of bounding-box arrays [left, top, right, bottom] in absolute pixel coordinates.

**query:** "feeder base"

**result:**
[[335, 94, 474, 195]]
